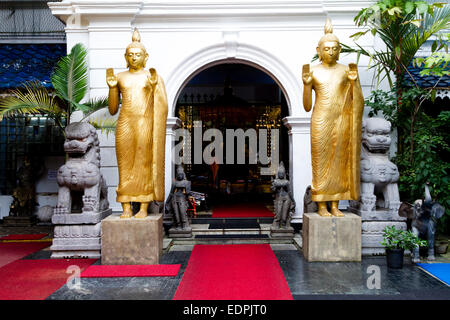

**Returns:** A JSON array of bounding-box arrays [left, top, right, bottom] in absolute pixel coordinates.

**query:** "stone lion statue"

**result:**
[[351, 117, 401, 214], [54, 122, 109, 214]]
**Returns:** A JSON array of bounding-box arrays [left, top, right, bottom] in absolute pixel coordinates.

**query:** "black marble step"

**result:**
[[208, 220, 260, 229], [192, 217, 273, 224], [195, 234, 269, 239]]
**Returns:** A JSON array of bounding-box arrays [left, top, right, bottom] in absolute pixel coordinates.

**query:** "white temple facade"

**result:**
[[48, 0, 379, 222]]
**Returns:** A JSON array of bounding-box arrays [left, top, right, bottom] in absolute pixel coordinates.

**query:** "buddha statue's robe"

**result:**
[[309, 63, 364, 202], [114, 68, 168, 203]]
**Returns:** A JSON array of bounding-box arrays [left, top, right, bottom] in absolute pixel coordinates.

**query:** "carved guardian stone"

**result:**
[[50, 122, 111, 259], [349, 117, 406, 255]]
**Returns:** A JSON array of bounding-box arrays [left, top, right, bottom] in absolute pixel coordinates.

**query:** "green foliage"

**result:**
[[414, 50, 450, 77], [0, 81, 64, 123], [81, 96, 110, 120], [355, 1, 450, 235], [367, 87, 450, 234], [381, 225, 427, 251], [351, 0, 450, 88], [0, 43, 108, 133], [50, 43, 88, 115], [88, 117, 117, 136]]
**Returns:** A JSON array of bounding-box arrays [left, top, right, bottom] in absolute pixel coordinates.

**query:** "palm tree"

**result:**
[[0, 43, 109, 134], [0, 81, 66, 131], [350, 1, 449, 88], [349, 1, 449, 154], [350, 1, 450, 234]]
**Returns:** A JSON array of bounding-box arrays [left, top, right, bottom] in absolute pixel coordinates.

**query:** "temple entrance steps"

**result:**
[[168, 217, 299, 245]]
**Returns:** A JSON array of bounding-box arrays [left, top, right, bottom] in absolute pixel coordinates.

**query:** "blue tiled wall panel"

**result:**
[[403, 62, 450, 88], [0, 43, 66, 89]]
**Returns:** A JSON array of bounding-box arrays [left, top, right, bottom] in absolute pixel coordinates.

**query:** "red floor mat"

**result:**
[[212, 203, 274, 218], [0, 233, 48, 240], [173, 244, 293, 300], [0, 242, 50, 268], [81, 264, 181, 278], [0, 259, 97, 300]]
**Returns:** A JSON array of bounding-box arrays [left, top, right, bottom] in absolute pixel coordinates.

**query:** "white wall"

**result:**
[[0, 196, 13, 219], [49, 0, 378, 220]]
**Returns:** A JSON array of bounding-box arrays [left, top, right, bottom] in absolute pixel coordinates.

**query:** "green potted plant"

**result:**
[[381, 225, 427, 268]]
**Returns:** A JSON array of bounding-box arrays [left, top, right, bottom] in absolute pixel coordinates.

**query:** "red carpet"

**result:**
[[212, 203, 274, 218], [0, 233, 48, 240], [0, 259, 96, 300], [173, 244, 293, 300], [0, 242, 50, 268], [81, 264, 181, 278]]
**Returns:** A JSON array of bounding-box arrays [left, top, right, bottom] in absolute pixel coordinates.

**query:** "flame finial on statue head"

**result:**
[[318, 17, 339, 46], [126, 27, 147, 55], [132, 28, 141, 43], [324, 18, 333, 35]]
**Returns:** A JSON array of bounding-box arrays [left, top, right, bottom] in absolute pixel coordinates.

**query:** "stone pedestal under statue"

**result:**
[[101, 214, 163, 265], [50, 209, 112, 259], [302, 213, 361, 262], [270, 226, 295, 238], [168, 226, 192, 238], [349, 208, 406, 255]]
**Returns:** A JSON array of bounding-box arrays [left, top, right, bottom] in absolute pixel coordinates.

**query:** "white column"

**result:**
[[283, 116, 311, 224], [165, 117, 182, 201]]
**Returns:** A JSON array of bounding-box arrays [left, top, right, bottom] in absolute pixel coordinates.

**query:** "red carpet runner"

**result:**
[[173, 244, 293, 300], [81, 264, 181, 278], [0, 259, 96, 300], [212, 203, 274, 218], [0, 242, 50, 268]]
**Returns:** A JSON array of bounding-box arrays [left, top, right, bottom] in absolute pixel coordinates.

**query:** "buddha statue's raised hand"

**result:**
[[106, 68, 119, 115], [302, 64, 313, 85], [106, 68, 118, 88], [347, 63, 358, 81]]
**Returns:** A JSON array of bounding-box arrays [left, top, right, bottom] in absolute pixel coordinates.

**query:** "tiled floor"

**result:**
[[45, 244, 450, 300], [47, 250, 191, 300], [274, 249, 450, 299], [1, 222, 449, 300]]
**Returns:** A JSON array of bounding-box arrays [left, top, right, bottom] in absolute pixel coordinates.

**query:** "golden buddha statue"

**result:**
[[302, 19, 364, 217], [106, 28, 168, 219]]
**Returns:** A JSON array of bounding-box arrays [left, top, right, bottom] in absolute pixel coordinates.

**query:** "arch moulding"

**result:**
[[165, 41, 301, 118], [163, 40, 310, 222]]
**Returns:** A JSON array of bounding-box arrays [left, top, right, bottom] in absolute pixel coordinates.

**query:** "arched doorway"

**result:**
[[174, 63, 290, 219]]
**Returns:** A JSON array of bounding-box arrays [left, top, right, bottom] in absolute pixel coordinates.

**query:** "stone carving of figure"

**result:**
[[302, 18, 364, 217], [303, 185, 318, 214], [167, 166, 191, 230], [106, 28, 168, 219], [271, 162, 295, 229], [9, 156, 43, 217]]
